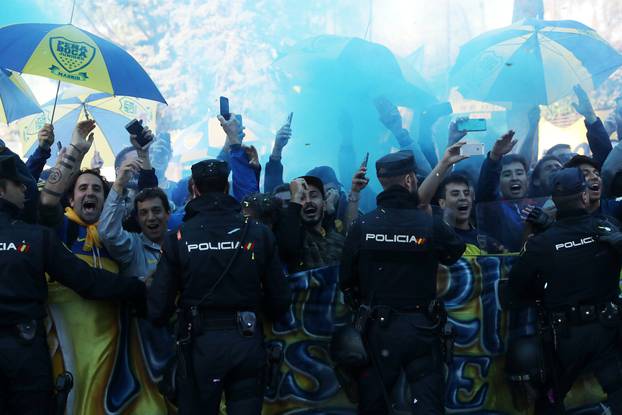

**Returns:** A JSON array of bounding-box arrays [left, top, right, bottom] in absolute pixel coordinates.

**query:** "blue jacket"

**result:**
[[229, 144, 260, 202]]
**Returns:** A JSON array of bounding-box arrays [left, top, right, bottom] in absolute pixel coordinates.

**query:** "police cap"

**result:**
[[375, 150, 417, 178], [191, 159, 230, 183], [551, 167, 587, 197], [0, 154, 31, 184]]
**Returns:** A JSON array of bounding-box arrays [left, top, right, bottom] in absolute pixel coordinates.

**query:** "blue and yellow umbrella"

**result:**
[[0, 23, 166, 104], [17, 89, 157, 170], [451, 19, 622, 106], [0, 68, 41, 124]]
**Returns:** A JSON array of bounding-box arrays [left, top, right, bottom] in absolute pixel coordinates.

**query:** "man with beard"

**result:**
[[39, 120, 168, 414], [275, 175, 345, 273], [338, 149, 465, 414], [475, 130, 533, 251], [0, 153, 146, 415], [306, 165, 348, 233]]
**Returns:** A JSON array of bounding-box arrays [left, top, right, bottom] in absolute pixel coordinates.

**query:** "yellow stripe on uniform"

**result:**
[[21, 25, 114, 94]]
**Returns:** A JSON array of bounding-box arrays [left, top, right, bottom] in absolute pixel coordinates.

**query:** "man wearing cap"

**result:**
[[306, 166, 347, 228], [339, 150, 465, 414], [147, 158, 291, 414], [506, 167, 622, 413], [0, 153, 146, 414], [275, 174, 346, 273]]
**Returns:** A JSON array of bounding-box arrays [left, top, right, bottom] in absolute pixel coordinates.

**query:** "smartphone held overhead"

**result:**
[[460, 142, 485, 156], [456, 118, 487, 132], [220, 96, 230, 120], [125, 119, 152, 147]]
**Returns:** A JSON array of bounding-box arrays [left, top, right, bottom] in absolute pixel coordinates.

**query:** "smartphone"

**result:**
[[286, 112, 293, 126], [56, 141, 62, 153], [362, 152, 369, 168], [219, 96, 230, 120], [125, 119, 153, 147], [456, 118, 487, 132], [460, 142, 485, 156]]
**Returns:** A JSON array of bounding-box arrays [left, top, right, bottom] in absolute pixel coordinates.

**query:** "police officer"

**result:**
[[339, 150, 466, 414], [507, 167, 622, 413], [147, 159, 291, 415], [0, 154, 146, 415]]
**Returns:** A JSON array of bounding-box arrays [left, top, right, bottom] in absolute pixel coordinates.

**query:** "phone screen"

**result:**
[[456, 118, 487, 132], [460, 143, 485, 156], [220, 96, 230, 120]]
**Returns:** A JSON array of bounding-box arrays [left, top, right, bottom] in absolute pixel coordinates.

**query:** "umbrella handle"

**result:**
[[50, 80, 61, 124]]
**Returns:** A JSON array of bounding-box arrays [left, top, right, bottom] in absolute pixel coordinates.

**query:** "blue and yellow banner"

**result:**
[[262, 260, 607, 414]]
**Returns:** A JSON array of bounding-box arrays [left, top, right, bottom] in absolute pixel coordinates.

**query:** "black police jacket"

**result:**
[[340, 186, 466, 307], [507, 209, 622, 309], [147, 193, 292, 325], [0, 199, 146, 326]]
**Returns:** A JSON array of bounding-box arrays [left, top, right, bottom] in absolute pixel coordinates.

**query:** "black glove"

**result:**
[[525, 206, 553, 231], [596, 219, 622, 253]]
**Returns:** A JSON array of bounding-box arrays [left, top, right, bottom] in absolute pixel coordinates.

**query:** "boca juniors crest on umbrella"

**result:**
[[0, 23, 166, 103]]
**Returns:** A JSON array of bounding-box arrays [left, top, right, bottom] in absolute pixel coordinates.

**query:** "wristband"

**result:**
[[42, 188, 62, 197]]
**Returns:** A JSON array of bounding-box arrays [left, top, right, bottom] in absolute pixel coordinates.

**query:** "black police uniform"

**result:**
[[339, 151, 466, 415], [0, 155, 146, 415], [147, 159, 291, 415], [507, 167, 622, 412]]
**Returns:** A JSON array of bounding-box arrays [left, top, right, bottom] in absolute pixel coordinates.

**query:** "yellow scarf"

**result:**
[[64, 207, 101, 251]]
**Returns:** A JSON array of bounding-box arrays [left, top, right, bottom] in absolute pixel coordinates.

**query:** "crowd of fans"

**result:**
[[1, 81, 621, 411], [5, 84, 622, 277]]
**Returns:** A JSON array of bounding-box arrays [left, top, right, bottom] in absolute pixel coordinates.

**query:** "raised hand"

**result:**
[[374, 96, 402, 133], [441, 141, 469, 166], [490, 130, 517, 161], [70, 119, 96, 154], [274, 124, 291, 150], [38, 123, 54, 150], [289, 178, 309, 205], [217, 113, 245, 146], [448, 118, 467, 146], [113, 158, 142, 193], [571, 84, 597, 124], [351, 164, 369, 194]]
